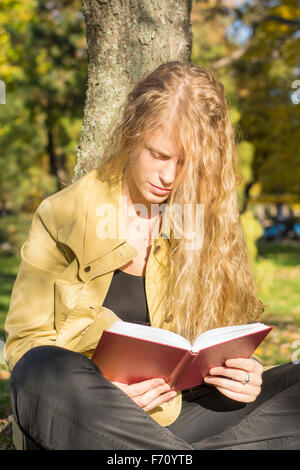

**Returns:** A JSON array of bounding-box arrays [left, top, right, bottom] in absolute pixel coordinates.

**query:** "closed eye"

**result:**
[[151, 151, 168, 160], [148, 147, 184, 166]]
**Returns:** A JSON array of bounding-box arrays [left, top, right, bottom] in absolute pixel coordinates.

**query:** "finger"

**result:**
[[113, 379, 174, 410], [112, 381, 128, 391], [142, 390, 178, 412], [214, 386, 259, 403], [121, 378, 167, 397], [204, 375, 260, 395], [134, 382, 174, 407], [225, 358, 263, 373], [209, 367, 262, 386]]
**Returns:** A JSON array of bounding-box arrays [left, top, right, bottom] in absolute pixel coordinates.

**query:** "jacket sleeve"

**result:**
[[4, 198, 69, 371]]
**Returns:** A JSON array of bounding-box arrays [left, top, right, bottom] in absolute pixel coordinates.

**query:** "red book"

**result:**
[[91, 321, 272, 391]]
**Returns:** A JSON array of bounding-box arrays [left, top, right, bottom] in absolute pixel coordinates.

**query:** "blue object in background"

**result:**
[[263, 223, 286, 238], [293, 224, 300, 236]]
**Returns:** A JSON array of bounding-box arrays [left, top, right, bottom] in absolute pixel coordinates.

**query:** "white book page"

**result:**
[[108, 321, 192, 350], [191, 323, 269, 353]]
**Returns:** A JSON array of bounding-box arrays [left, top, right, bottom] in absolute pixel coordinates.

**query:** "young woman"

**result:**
[[5, 62, 300, 450]]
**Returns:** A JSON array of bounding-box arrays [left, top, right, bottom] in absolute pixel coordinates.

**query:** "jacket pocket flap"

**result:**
[[70, 307, 121, 352]]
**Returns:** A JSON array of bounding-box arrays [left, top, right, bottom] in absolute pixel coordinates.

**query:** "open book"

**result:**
[[91, 321, 272, 391]]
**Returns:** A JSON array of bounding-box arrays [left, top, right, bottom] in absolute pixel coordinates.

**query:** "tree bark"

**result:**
[[73, 0, 193, 182]]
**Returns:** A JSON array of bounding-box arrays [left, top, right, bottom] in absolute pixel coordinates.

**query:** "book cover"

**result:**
[[91, 323, 272, 391]]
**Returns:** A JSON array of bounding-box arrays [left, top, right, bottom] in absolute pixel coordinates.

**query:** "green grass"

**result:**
[[0, 254, 20, 448], [0, 212, 34, 257], [0, 211, 32, 449], [257, 241, 300, 320], [0, 256, 20, 447], [0, 256, 21, 341], [253, 240, 300, 366], [0, 210, 32, 340]]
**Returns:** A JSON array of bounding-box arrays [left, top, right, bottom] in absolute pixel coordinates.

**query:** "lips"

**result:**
[[150, 183, 171, 192]]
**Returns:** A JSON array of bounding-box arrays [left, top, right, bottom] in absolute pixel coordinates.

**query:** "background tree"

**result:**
[[1, 0, 299, 215], [73, 0, 193, 181], [204, 0, 300, 207], [0, 0, 87, 213]]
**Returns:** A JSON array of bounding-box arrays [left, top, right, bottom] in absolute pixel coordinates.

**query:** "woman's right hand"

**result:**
[[112, 378, 178, 412]]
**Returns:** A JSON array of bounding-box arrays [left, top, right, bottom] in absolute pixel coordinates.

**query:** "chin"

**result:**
[[146, 193, 167, 203]]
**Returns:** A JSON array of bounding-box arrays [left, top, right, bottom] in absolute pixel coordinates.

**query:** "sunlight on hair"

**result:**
[[96, 62, 265, 343]]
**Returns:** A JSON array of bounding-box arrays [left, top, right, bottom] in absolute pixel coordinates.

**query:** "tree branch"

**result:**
[[256, 15, 300, 28], [211, 13, 299, 69], [211, 41, 251, 69]]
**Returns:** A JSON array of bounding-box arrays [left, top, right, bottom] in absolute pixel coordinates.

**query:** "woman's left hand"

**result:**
[[203, 357, 263, 403]]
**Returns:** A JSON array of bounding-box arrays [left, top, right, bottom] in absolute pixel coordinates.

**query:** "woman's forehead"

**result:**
[[144, 126, 184, 156]]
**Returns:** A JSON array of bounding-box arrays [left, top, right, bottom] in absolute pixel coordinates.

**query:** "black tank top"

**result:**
[[102, 269, 151, 325]]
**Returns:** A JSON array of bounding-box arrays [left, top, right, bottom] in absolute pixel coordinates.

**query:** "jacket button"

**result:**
[[84, 266, 91, 272], [154, 245, 161, 254], [165, 314, 174, 322]]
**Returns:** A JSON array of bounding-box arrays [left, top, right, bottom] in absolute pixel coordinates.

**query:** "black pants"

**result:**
[[10, 345, 300, 450]]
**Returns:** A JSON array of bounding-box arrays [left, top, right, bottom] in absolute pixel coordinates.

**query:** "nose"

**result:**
[[159, 160, 178, 187]]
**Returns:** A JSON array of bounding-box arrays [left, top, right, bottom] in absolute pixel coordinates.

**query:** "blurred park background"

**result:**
[[0, 0, 299, 448]]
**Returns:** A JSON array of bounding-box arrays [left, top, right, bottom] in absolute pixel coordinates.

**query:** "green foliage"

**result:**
[[191, 1, 300, 203], [0, 0, 87, 211], [0, 87, 58, 210], [0, 255, 21, 341], [231, 1, 300, 199], [190, 1, 300, 288], [240, 210, 263, 267], [236, 140, 255, 210]]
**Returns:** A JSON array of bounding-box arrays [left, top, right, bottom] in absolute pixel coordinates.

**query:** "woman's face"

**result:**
[[123, 126, 184, 216]]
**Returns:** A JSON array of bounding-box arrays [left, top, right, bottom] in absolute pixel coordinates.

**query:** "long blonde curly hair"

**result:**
[[97, 61, 265, 343]]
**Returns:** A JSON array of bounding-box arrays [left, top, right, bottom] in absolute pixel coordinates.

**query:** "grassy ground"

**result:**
[[0, 212, 31, 449], [253, 240, 300, 366], [0, 212, 299, 449], [0, 254, 19, 449]]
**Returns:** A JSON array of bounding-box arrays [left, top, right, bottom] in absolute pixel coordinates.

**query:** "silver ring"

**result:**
[[242, 373, 250, 385]]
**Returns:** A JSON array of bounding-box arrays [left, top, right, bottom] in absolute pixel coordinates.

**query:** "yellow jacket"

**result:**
[[4, 162, 182, 427]]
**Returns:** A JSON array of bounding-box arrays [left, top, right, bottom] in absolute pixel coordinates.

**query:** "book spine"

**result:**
[[167, 350, 195, 389]]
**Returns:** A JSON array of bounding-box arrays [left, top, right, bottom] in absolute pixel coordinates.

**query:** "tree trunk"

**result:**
[[241, 180, 255, 214], [73, 0, 193, 182]]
